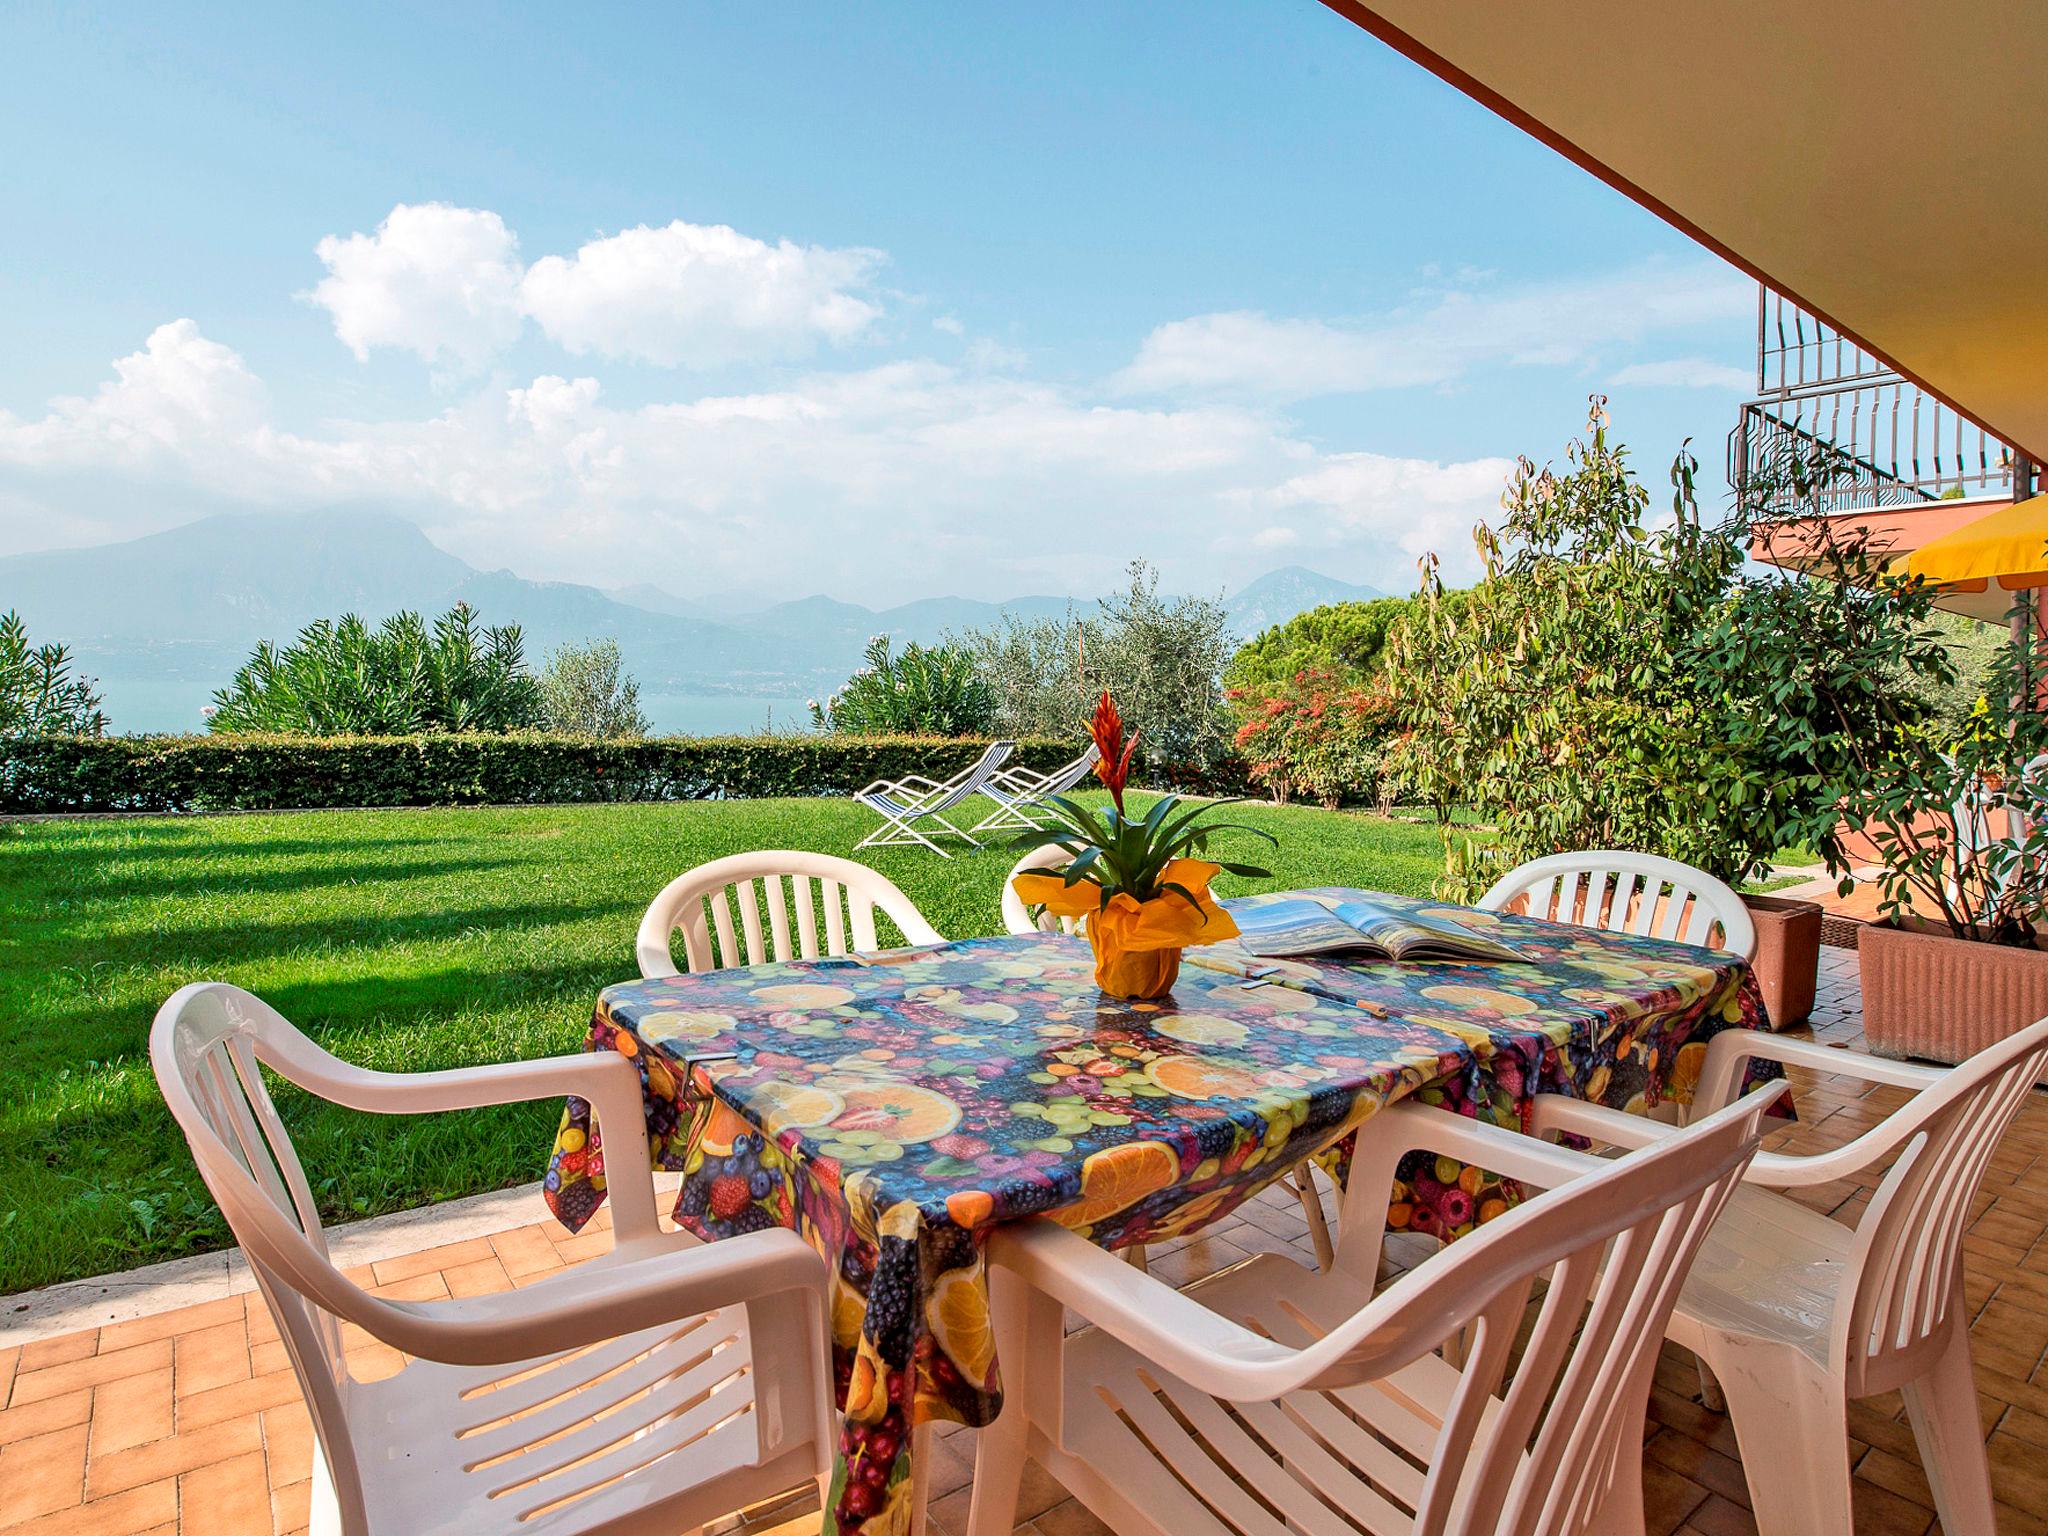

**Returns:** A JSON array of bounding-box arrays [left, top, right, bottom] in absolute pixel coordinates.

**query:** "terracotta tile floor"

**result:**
[[6, 945, 2048, 1535]]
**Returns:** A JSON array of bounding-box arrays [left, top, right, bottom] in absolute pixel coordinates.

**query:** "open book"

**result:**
[[1233, 896, 1528, 965]]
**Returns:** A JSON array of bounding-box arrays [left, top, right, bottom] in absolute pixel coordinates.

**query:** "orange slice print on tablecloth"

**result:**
[[751, 982, 857, 1009], [828, 1083, 962, 1144], [1144, 1055, 1268, 1100], [1057, 1139, 1183, 1227], [1153, 1012, 1251, 1046], [743, 1080, 846, 1134], [1419, 984, 1540, 1017]]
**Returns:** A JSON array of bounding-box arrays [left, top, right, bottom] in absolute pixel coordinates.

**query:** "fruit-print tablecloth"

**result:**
[[542, 890, 1771, 1536]]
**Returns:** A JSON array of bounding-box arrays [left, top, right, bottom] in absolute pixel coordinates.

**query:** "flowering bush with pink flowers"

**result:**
[[1229, 666, 1397, 810]]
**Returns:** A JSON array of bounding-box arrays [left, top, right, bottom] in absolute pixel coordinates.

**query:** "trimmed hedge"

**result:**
[[0, 733, 1083, 816]]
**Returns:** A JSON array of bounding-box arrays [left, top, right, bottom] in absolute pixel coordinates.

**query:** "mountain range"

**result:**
[[0, 509, 1386, 734]]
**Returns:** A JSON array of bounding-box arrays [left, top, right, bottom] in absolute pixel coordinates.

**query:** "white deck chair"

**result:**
[[852, 739, 1015, 857], [970, 743, 1101, 835], [967, 1084, 1784, 1536], [638, 850, 943, 977], [150, 982, 835, 1536], [1531, 1017, 2048, 1536], [1003, 841, 1339, 1269], [1479, 849, 1757, 960]]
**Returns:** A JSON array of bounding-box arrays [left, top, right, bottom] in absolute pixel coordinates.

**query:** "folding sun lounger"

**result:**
[[853, 739, 1016, 857]]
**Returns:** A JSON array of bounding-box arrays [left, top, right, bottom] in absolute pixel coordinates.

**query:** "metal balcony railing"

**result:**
[[1730, 286, 2014, 515]]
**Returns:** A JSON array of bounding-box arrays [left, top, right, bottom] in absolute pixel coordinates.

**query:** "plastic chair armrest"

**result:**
[[260, 1044, 664, 1242], [371, 1228, 829, 1366], [1693, 1033, 1955, 1187], [1526, 1093, 1682, 1150], [1354, 1100, 1608, 1194], [1695, 1029, 1947, 1112]]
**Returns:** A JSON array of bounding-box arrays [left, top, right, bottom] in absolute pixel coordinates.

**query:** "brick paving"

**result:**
[[4, 944, 2048, 1534]]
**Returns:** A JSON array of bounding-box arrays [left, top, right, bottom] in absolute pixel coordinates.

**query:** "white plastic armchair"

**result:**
[[151, 982, 835, 1536], [637, 851, 942, 977], [971, 743, 1101, 835], [1529, 1017, 2048, 1535], [852, 739, 1015, 857], [968, 1085, 1784, 1536], [1479, 849, 1756, 959]]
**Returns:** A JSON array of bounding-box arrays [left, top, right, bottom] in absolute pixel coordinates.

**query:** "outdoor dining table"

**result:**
[[543, 887, 1773, 1536]]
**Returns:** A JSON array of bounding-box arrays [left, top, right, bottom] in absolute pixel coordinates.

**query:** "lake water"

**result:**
[[640, 693, 807, 736]]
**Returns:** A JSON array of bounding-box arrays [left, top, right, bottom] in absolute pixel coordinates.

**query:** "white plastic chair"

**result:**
[[150, 982, 835, 1536], [971, 744, 1101, 836], [968, 1084, 1785, 1536], [1531, 1017, 2048, 1535], [637, 850, 943, 977], [852, 739, 1015, 857], [1479, 849, 1757, 959]]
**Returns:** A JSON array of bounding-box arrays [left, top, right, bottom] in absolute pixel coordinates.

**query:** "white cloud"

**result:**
[[0, 321, 1507, 600], [309, 203, 526, 370], [306, 205, 885, 373], [1115, 261, 1752, 400], [1225, 450, 1515, 585], [520, 221, 883, 367], [1608, 357, 1753, 391]]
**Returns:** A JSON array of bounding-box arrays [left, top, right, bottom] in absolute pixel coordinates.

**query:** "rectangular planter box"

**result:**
[[1860, 919, 2048, 1066], [1743, 894, 1823, 1029]]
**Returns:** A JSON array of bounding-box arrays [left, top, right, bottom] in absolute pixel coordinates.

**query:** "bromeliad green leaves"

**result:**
[[1016, 789, 1275, 911]]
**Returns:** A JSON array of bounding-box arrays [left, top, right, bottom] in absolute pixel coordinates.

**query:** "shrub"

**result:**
[[1387, 398, 1943, 898], [1224, 593, 1457, 696], [1230, 667, 1396, 809], [809, 635, 996, 736], [537, 638, 649, 739], [0, 733, 1078, 815], [209, 603, 544, 734], [952, 560, 1236, 785], [0, 610, 107, 738]]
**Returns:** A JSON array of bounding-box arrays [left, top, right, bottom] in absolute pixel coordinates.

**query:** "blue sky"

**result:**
[[0, 1, 1757, 606]]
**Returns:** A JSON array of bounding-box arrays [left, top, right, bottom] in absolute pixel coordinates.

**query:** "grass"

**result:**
[[0, 792, 1450, 1294]]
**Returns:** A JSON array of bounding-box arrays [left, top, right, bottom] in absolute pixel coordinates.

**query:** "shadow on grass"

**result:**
[[40, 852, 531, 903], [33, 895, 635, 971]]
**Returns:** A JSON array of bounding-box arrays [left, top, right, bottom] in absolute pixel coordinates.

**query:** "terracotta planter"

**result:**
[[1860, 919, 2048, 1064], [1742, 894, 1824, 1029]]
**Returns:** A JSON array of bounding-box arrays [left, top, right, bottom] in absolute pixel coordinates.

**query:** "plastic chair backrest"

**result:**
[[637, 851, 943, 977], [1478, 849, 1757, 960], [1839, 1015, 2048, 1393], [1314, 1087, 1780, 1535], [1001, 843, 1084, 936], [151, 984, 386, 1531]]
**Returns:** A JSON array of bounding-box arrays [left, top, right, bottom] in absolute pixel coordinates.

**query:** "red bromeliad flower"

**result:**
[[1086, 689, 1139, 814]]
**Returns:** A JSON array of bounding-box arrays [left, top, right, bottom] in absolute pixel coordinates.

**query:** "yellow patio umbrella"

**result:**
[[1887, 493, 2048, 623]]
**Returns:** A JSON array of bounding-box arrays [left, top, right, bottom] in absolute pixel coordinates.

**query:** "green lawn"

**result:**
[[0, 793, 1449, 1293]]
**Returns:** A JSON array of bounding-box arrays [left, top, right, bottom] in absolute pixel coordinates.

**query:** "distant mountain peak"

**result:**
[[1224, 566, 1387, 637]]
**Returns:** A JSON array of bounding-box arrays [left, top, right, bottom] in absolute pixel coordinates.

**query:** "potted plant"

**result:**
[[1011, 691, 1274, 999], [1826, 606, 2048, 1060]]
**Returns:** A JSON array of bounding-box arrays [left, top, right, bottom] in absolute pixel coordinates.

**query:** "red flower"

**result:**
[[1086, 689, 1140, 813]]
